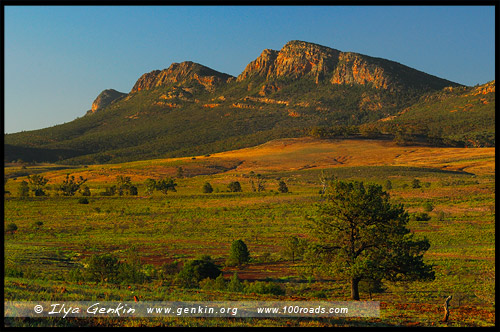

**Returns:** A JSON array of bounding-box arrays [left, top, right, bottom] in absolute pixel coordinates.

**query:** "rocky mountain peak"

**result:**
[[237, 40, 459, 91], [130, 61, 234, 93], [90, 89, 127, 113]]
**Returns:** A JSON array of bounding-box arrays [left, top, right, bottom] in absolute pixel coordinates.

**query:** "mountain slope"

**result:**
[[376, 80, 495, 147], [238, 40, 456, 91], [6, 40, 479, 165]]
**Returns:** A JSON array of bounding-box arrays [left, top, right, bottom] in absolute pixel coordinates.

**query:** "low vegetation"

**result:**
[[4, 138, 495, 327]]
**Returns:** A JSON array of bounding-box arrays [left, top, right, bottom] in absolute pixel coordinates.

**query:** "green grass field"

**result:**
[[4, 139, 495, 327]]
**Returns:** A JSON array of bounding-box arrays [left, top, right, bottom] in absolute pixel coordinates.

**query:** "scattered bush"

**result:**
[[116, 176, 138, 196], [244, 281, 285, 296], [227, 273, 244, 293], [33, 221, 43, 228], [226, 239, 250, 266], [228, 181, 242, 192], [176, 255, 221, 288], [81, 186, 91, 196], [202, 182, 214, 193], [6, 222, 18, 234], [281, 236, 305, 263], [436, 211, 446, 221], [83, 254, 120, 283], [384, 180, 392, 190], [78, 197, 89, 204], [423, 202, 434, 212], [100, 185, 116, 196], [59, 174, 87, 196], [18, 180, 29, 197], [413, 212, 431, 221], [278, 180, 289, 193], [155, 178, 178, 195], [309, 290, 328, 299], [28, 174, 49, 196]]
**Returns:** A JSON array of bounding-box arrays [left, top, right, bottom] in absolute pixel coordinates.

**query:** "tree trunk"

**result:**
[[351, 278, 361, 300]]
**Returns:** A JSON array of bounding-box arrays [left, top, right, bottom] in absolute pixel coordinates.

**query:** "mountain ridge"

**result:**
[[5, 40, 492, 165]]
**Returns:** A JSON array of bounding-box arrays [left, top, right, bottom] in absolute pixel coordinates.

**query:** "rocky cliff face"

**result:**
[[237, 40, 459, 91], [237, 41, 339, 83], [130, 61, 234, 93], [90, 89, 127, 113]]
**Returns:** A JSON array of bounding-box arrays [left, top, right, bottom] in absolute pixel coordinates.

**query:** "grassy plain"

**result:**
[[4, 138, 495, 327]]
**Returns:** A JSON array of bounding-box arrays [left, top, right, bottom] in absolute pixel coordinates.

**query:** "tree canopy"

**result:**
[[307, 180, 435, 300]]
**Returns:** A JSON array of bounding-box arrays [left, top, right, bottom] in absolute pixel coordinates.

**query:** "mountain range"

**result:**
[[4, 40, 494, 164]]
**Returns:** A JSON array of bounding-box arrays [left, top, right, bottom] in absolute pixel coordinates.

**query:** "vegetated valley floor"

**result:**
[[4, 138, 495, 327]]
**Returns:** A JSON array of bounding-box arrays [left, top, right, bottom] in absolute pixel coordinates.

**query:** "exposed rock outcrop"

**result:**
[[90, 89, 127, 113], [237, 40, 459, 91], [130, 61, 234, 93]]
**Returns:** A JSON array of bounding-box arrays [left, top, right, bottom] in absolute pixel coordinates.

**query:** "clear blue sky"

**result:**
[[4, 5, 495, 134]]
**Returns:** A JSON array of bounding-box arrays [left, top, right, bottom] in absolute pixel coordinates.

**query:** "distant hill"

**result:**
[[375, 80, 495, 147], [7, 40, 489, 165]]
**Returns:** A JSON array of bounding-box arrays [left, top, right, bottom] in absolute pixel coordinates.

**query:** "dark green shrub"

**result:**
[[5, 265, 24, 277], [413, 212, 431, 221], [118, 262, 147, 284], [100, 185, 116, 196], [155, 178, 177, 195], [436, 211, 446, 221], [81, 186, 91, 196], [176, 256, 221, 288], [202, 182, 214, 193], [384, 180, 392, 190], [228, 181, 242, 192], [28, 174, 48, 196], [59, 174, 87, 196], [33, 221, 43, 228], [423, 202, 434, 212], [144, 179, 157, 195], [278, 180, 289, 193], [83, 254, 120, 283], [226, 239, 250, 266], [6, 223, 18, 234], [129, 186, 138, 196], [227, 273, 244, 292], [17, 180, 29, 197], [309, 290, 328, 299], [214, 274, 227, 291], [78, 197, 89, 204], [244, 281, 285, 296], [159, 261, 181, 279]]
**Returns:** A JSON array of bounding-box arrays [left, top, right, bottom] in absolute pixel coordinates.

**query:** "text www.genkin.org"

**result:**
[[147, 304, 348, 316]]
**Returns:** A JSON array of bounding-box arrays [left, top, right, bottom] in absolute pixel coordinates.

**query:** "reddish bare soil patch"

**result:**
[[222, 261, 297, 281]]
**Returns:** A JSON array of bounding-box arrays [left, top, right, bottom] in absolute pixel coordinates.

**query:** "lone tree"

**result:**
[[307, 180, 435, 300], [27, 174, 49, 196], [228, 181, 242, 192], [155, 178, 177, 195], [202, 182, 214, 193], [84, 253, 120, 283], [144, 178, 157, 195], [18, 180, 30, 197], [59, 174, 87, 196], [6, 222, 18, 234], [116, 176, 137, 196], [227, 239, 250, 266], [278, 180, 289, 193], [282, 236, 305, 263]]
